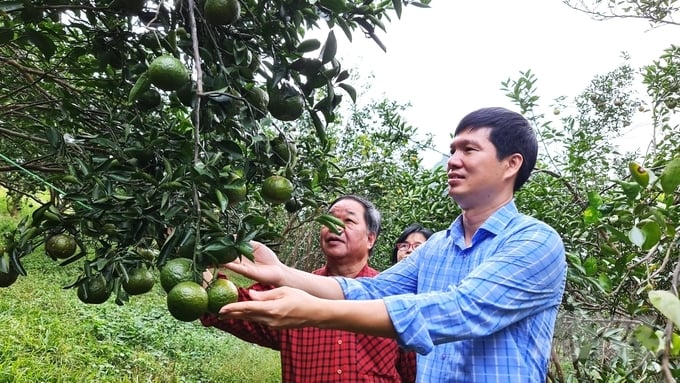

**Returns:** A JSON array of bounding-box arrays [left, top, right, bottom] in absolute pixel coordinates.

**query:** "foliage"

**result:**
[[0, 244, 281, 382], [502, 44, 680, 380], [0, 0, 431, 298], [563, 0, 680, 26]]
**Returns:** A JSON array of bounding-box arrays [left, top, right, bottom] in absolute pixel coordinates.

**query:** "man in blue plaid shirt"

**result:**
[[221, 107, 567, 383]]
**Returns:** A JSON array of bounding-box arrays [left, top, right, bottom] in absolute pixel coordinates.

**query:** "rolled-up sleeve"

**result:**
[[384, 293, 435, 355]]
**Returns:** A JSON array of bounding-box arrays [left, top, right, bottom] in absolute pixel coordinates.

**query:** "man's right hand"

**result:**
[[223, 240, 287, 286]]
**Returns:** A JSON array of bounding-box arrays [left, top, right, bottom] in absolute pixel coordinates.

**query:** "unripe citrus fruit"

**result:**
[[245, 86, 269, 118], [136, 89, 161, 110], [261, 175, 294, 204], [160, 258, 201, 293], [122, 267, 155, 295], [77, 275, 111, 304], [204, 0, 241, 25], [45, 233, 77, 260], [148, 55, 189, 91], [224, 183, 247, 205], [0, 269, 18, 288], [271, 137, 297, 167], [166, 281, 208, 322], [207, 278, 238, 314], [267, 87, 304, 121], [0, 254, 18, 288]]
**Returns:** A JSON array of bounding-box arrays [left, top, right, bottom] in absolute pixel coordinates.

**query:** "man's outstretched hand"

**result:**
[[218, 286, 321, 329], [224, 240, 287, 286]]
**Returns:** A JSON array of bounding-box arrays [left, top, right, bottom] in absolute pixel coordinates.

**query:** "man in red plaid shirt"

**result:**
[[200, 195, 415, 382]]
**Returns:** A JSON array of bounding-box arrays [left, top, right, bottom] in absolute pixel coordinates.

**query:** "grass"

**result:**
[[0, 196, 281, 382]]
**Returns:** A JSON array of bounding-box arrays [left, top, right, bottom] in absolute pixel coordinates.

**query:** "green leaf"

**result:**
[[597, 273, 612, 292], [0, 2, 23, 12], [392, 0, 402, 18], [672, 333, 680, 356], [337, 83, 356, 103], [128, 72, 151, 104], [45, 127, 61, 148], [587, 191, 603, 208], [320, 30, 337, 64], [215, 189, 227, 212], [640, 220, 661, 250], [583, 256, 598, 276], [25, 29, 55, 60], [311, 111, 327, 147], [649, 290, 680, 329], [0, 28, 14, 44], [633, 324, 660, 353], [615, 180, 640, 203], [335, 16, 352, 42], [660, 157, 680, 194], [296, 39, 321, 53], [582, 206, 600, 225]]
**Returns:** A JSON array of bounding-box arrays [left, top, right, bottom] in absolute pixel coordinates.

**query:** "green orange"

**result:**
[[267, 87, 304, 121], [160, 258, 201, 293], [122, 267, 155, 295], [204, 0, 241, 25], [166, 281, 208, 322], [207, 278, 238, 314], [77, 275, 111, 304], [45, 233, 77, 260], [148, 55, 189, 91], [261, 175, 294, 204]]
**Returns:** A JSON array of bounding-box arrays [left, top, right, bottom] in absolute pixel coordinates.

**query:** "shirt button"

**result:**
[[337, 339, 343, 345], [337, 369, 342, 375]]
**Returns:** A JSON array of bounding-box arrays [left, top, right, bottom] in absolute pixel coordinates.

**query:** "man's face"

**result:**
[[320, 198, 375, 262], [446, 127, 516, 209]]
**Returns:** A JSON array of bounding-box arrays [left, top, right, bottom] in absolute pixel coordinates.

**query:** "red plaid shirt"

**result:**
[[200, 264, 416, 383]]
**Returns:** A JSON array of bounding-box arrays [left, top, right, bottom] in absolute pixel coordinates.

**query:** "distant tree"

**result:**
[[563, 0, 680, 26]]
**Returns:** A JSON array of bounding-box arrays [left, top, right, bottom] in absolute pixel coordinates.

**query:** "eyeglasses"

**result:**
[[396, 242, 423, 251]]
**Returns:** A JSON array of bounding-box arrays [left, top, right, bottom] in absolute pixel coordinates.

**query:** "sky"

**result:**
[[325, 0, 679, 166]]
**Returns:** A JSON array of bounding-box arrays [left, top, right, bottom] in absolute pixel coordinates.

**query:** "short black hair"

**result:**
[[390, 223, 434, 264], [328, 195, 381, 256], [455, 107, 538, 191]]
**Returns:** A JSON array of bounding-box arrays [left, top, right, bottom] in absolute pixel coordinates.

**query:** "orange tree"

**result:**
[[503, 54, 680, 380], [0, 0, 431, 302]]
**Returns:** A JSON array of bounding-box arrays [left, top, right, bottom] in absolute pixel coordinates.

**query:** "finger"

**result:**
[[218, 301, 250, 315], [218, 289, 283, 315], [250, 240, 275, 257], [248, 288, 286, 302]]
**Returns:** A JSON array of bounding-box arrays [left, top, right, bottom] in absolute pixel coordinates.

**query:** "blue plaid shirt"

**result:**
[[338, 201, 566, 382]]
